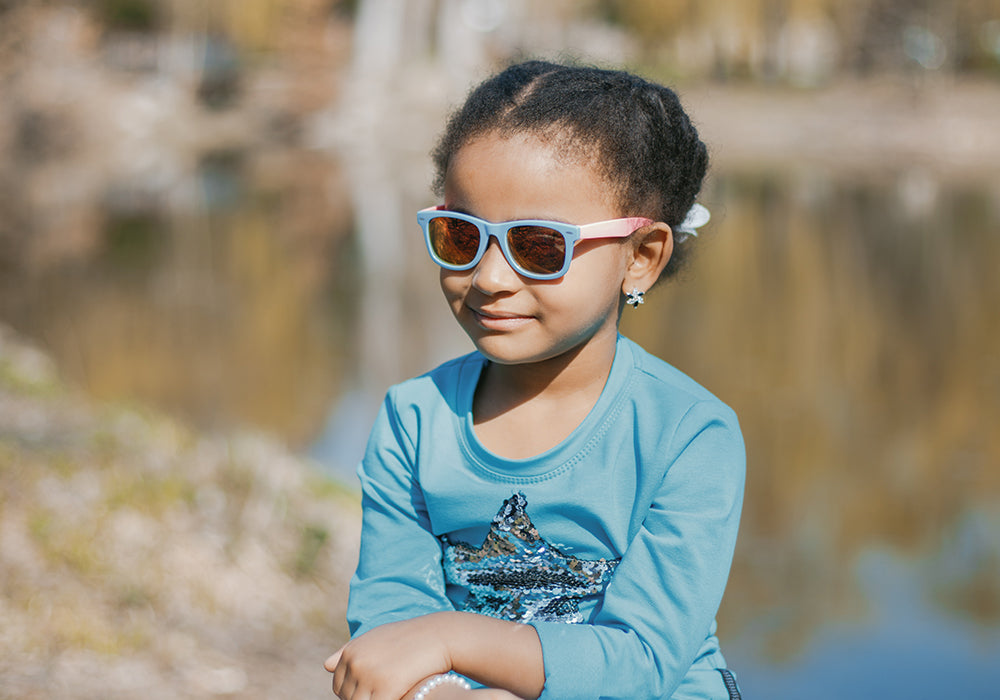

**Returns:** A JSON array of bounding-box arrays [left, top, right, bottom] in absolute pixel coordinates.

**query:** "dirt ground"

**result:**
[[0, 325, 360, 700]]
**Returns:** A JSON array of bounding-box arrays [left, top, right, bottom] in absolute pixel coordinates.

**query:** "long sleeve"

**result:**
[[528, 401, 745, 700], [344, 341, 746, 700], [346, 390, 455, 637]]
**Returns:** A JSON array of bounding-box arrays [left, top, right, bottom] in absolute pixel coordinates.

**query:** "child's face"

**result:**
[[440, 131, 633, 367]]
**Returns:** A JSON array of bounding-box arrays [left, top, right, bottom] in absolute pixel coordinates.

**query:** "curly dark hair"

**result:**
[[431, 60, 709, 279]]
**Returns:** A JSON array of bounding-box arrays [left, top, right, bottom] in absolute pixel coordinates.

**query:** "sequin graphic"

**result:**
[[441, 493, 620, 623]]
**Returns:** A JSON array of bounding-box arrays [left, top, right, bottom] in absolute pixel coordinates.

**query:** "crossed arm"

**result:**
[[331, 393, 746, 700], [324, 611, 545, 700]]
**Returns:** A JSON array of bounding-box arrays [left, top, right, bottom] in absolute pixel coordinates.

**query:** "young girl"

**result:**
[[325, 60, 745, 700]]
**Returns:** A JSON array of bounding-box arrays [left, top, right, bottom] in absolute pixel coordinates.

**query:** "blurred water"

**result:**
[[1, 154, 998, 698], [730, 546, 1000, 698]]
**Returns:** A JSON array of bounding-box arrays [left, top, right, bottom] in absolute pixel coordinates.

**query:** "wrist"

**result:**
[[424, 611, 465, 669]]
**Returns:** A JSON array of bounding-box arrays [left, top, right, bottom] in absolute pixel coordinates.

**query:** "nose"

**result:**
[[471, 238, 521, 293]]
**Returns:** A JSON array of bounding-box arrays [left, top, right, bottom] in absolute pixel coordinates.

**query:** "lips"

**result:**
[[470, 307, 533, 330]]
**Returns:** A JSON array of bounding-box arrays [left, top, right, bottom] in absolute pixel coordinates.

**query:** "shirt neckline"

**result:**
[[457, 335, 636, 480]]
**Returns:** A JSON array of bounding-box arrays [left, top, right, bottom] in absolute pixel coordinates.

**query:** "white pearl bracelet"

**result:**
[[413, 673, 471, 700]]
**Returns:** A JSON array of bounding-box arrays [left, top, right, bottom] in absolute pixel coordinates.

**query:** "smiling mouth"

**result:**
[[470, 308, 533, 330]]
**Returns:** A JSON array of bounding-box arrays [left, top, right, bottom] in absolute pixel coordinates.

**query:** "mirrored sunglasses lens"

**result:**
[[429, 217, 481, 266], [507, 226, 567, 275]]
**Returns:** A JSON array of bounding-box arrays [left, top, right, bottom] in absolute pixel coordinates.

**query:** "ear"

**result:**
[[622, 223, 673, 296]]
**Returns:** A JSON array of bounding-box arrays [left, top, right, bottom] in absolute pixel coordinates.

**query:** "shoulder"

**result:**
[[364, 351, 484, 456], [620, 336, 733, 409], [617, 338, 745, 495], [383, 350, 485, 412], [617, 336, 742, 441]]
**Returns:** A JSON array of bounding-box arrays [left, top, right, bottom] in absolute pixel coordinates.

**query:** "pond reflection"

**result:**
[[628, 169, 1000, 696], [0, 147, 359, 446], [1, 154, 998, 696]]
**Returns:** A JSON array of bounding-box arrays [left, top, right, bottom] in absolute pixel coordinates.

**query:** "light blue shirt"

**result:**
[[348, 335, 745, 699]]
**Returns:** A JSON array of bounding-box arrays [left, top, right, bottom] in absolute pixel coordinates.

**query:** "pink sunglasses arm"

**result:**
[[421, 207, 653, 240], [578, 217, 654, 240]]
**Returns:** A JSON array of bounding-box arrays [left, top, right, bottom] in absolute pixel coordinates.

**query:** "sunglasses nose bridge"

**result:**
[[478, 223, 513, 267], [481, 221, 506, 244]]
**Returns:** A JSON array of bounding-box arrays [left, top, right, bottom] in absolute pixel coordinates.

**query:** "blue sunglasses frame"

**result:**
[[417, 207, 653, 280]]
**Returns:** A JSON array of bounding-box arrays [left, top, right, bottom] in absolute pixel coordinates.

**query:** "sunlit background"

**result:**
[[1, 1, 998, 698]]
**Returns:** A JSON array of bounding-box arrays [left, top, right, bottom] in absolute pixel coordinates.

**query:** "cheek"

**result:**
[[571, 244, 631, 290], [439, 269, 466, 305]]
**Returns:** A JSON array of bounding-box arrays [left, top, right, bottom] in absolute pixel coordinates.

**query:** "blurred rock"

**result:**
[[0, 323, 360, 699]]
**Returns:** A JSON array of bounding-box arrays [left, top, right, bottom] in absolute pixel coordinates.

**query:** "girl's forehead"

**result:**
[[449, 129, 615, 188], [444, 131, 621, 223], [464, 127, 592, 163]]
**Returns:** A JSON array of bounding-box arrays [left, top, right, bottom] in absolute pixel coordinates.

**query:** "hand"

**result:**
[[325, 616, 453, 700]]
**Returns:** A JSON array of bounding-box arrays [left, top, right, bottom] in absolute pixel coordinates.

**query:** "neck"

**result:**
[[473, 330, 619, 426]]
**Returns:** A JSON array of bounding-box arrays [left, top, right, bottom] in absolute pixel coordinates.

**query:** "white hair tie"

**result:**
[[675, 203, 710, 242]]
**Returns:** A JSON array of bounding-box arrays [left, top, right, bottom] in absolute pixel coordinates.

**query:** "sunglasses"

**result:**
[[418, 207, 653, 280]]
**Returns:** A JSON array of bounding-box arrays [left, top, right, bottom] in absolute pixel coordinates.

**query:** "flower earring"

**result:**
[[626, 287, 645, 308]]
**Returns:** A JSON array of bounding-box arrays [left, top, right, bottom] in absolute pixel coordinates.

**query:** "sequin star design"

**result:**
[[441, 493, 620, 623]]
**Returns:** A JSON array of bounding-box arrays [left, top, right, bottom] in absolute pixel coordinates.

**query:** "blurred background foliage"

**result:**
[[54, 0, 1000, 80]]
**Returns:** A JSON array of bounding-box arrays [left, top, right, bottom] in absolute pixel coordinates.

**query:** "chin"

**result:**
[[468, 336, 561, 366]]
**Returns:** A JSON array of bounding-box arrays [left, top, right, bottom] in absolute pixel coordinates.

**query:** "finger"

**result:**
[[333, 671, 356, 700], [332, 664, 349, 699], [325, 647, 344, 673], [331, 659, 344, 697]]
